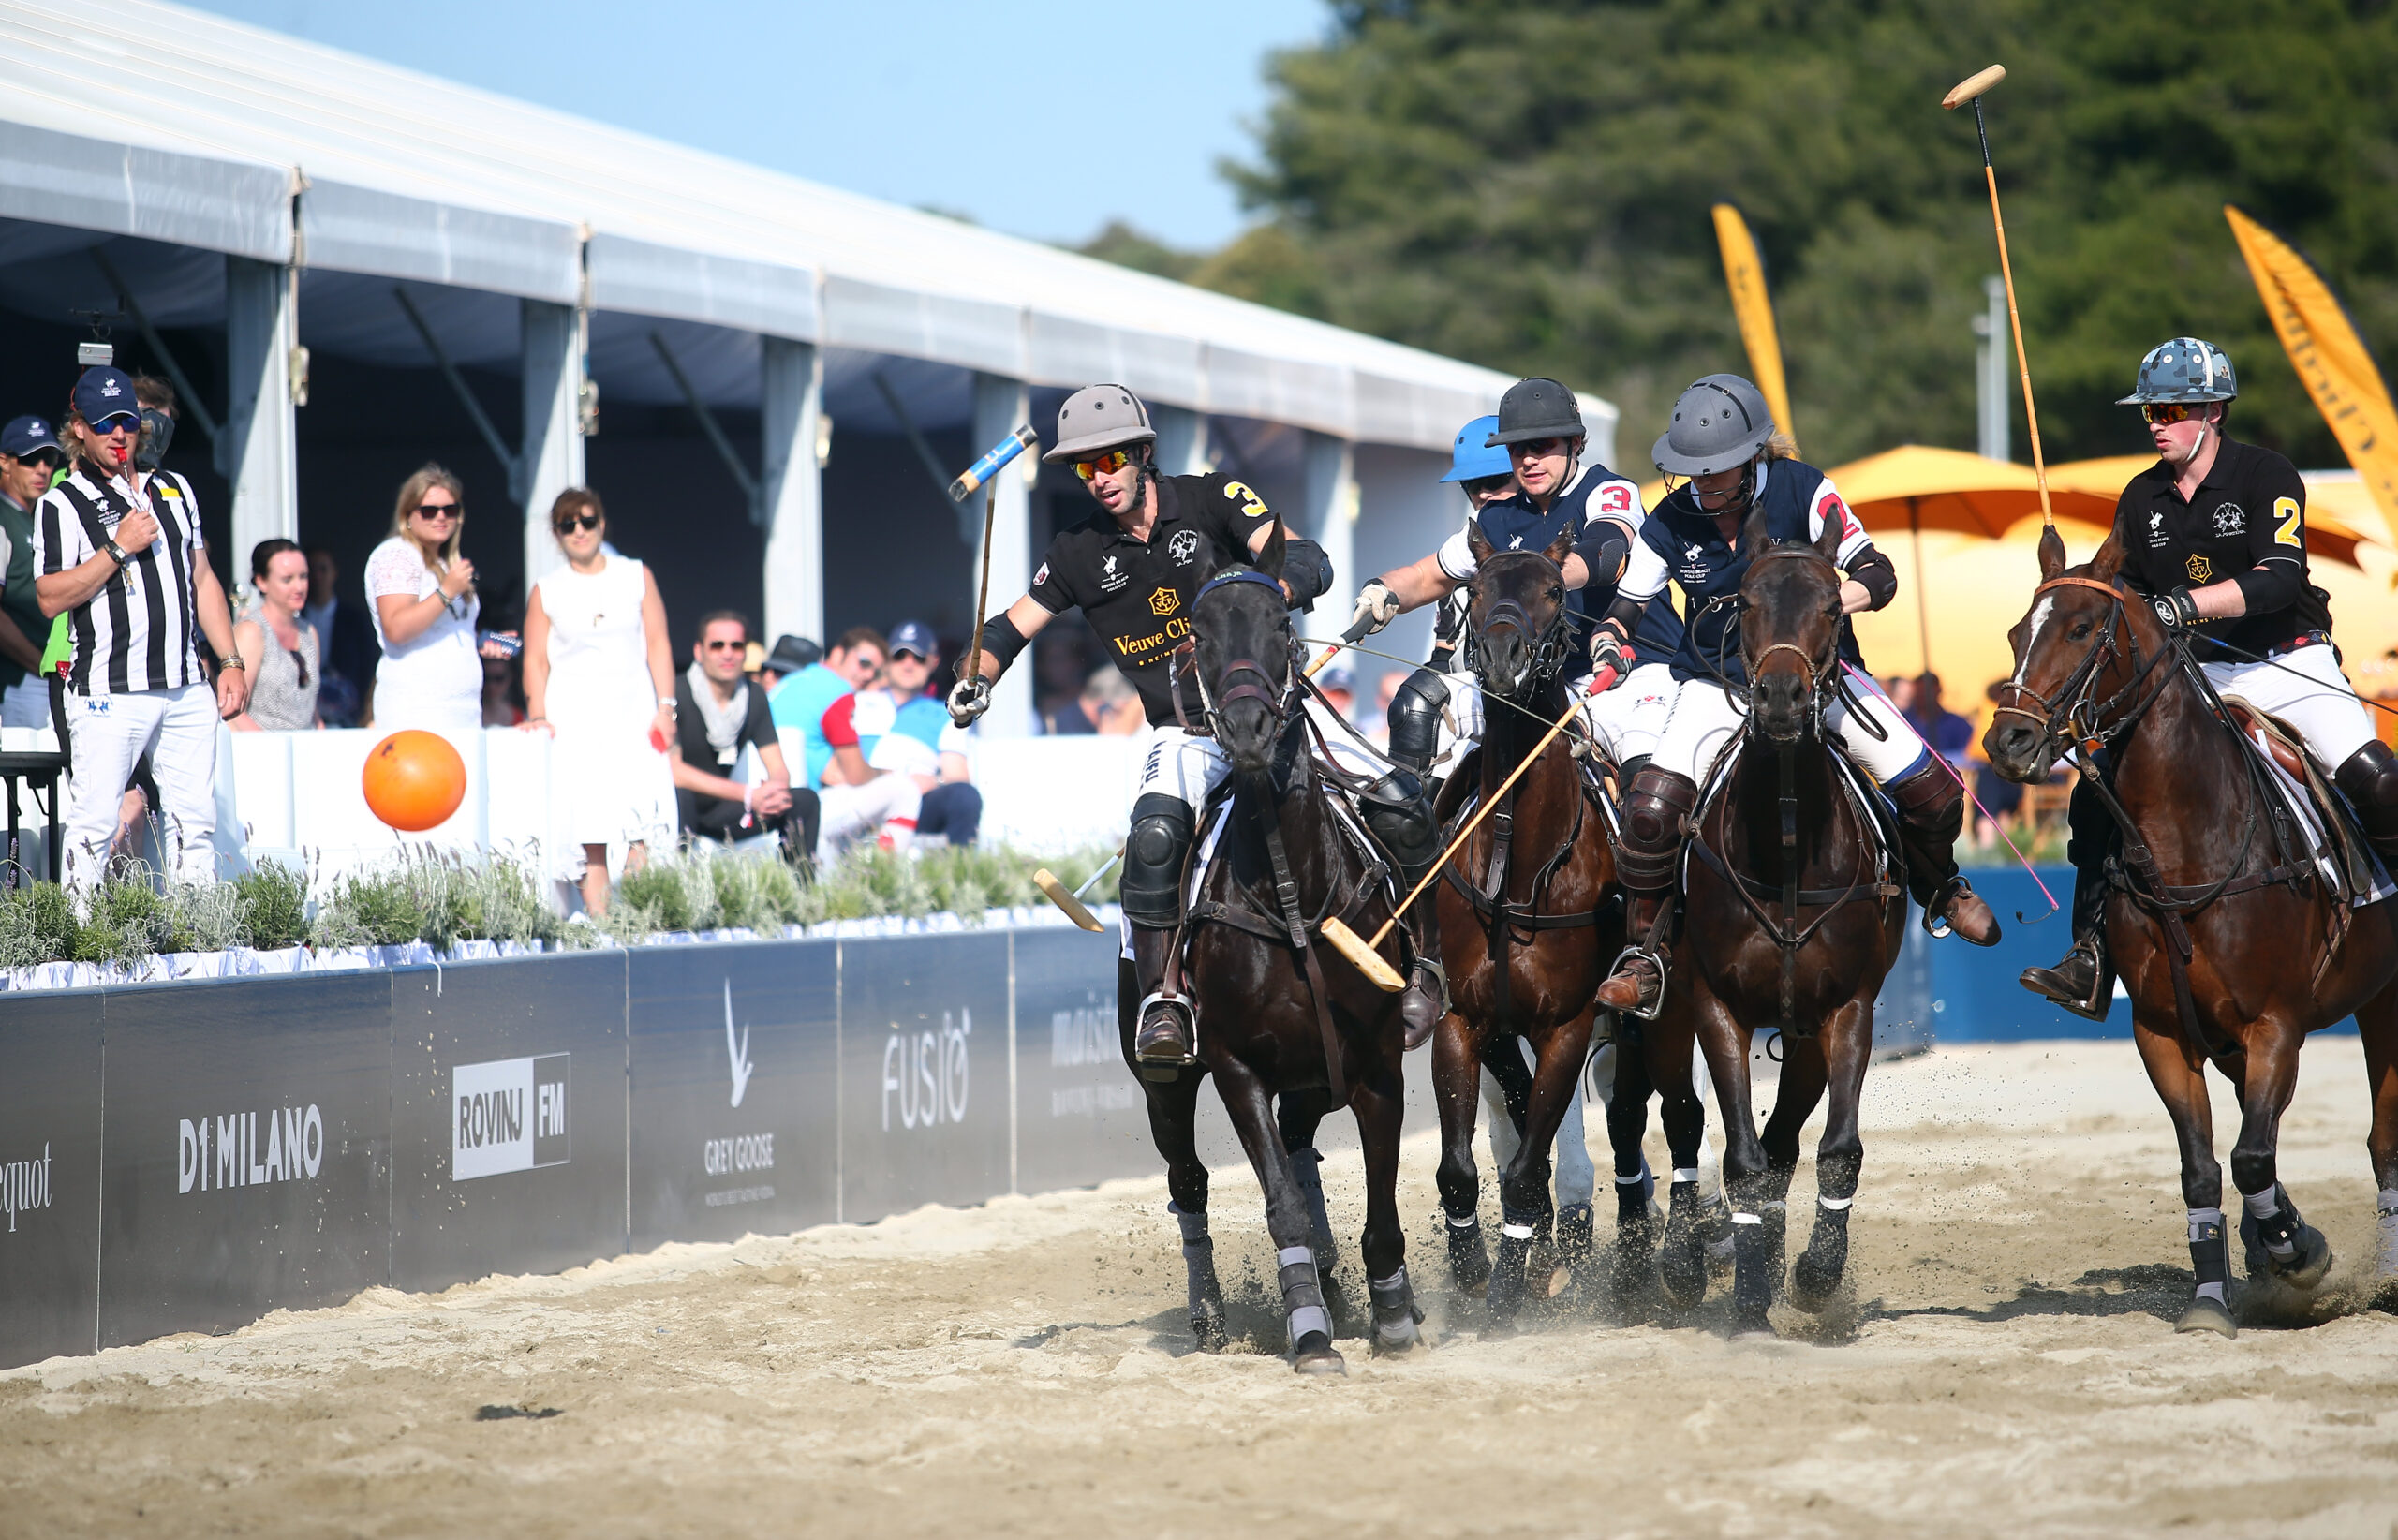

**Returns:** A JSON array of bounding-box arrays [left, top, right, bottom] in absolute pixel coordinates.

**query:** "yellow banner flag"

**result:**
[[1711, 203, 1795, 453], [2226, 204, 2398, 545]]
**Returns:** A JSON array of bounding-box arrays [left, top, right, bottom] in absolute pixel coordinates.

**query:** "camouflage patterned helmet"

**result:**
[[2117, 338, 2237, 406]]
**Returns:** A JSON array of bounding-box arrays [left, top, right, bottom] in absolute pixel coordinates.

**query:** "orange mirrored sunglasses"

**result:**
[[1073, 449, 1134, 481]]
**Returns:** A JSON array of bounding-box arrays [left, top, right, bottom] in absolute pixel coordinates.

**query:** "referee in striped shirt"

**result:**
[[35, 365, 247, 890]]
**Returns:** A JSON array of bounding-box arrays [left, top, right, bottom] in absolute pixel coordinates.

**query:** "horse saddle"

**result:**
[[2219, 695, 2389, 906], [1685, 742, 1904, 899]]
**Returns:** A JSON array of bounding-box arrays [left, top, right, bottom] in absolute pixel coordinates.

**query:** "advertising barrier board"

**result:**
[[0, 991, 103, 1366], [837, 933, 1012, 1224], [629, 940, 840, 1249], [1008, 927, 1152, 1195]]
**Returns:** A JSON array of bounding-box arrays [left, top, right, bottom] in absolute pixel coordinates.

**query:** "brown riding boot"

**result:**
[[1129, 925, 1198, 1079], [1596, 766, 1698, 1016], [1887, 763, 2000, 946]]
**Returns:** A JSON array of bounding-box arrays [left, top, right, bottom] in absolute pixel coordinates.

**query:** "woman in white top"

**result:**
[[365, 464, 512, 742], [522, 487, 677, 917]]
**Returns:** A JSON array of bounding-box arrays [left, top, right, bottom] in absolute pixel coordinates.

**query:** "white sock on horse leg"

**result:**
[[2188, 1207, 2228, 1304], [2378, 1191, 2398, 1273]]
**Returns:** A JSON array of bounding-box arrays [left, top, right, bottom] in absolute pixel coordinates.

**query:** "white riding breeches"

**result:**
[[1650, 670, 1930, 791], [2201, 643, 2376, 771], [1582, 661, 1680, 765]]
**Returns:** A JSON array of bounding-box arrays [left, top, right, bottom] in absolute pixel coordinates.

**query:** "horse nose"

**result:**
[[1989, 721, 2035, 766]]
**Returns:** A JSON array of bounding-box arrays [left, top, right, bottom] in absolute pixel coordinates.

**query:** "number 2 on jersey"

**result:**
[[2273, 496, 2302, 547]]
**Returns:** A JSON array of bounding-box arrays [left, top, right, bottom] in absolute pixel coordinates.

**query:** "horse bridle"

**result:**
[[1470, 561, 1573, 691], [1739, 546, 1844, 737], [1990, 574, 2176, 763], [1175, 570, 1303, 738]]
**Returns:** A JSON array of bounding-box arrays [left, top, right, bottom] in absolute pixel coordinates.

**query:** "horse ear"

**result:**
[[1813, 505, 1846, 563], [1541, 521, 1576, 569], [1738, 503, 1772, 555], [2089, 526, 2125, 582], [1256, 517, 1287, 581], [2036, 522, 2067, 582], [1467, 520, 1495, 568]]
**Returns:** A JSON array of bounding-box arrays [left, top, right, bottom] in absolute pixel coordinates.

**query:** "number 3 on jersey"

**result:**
[[2272, 496, 2302, 548], [1222, 481, 1268, 520]]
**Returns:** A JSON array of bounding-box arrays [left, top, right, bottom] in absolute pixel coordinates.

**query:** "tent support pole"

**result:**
[[392, 286, 517, 492], [89, 248, 221, 446], [1910, 497, 1932, 675], [650, 331, 760, 513], [870, 373, 961, 504]]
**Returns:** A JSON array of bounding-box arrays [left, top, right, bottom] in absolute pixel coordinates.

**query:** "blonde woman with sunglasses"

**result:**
[[365, 464, 513, 746]]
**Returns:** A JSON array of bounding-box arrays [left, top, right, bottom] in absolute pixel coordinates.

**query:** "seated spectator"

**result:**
[[768, 625, 917, 856], [230, 538, 319, 731], [1316, 660, 1356, 723], [758, 634, 820, 694], [1904, 672, 1974, 776], [674, 609, 819, 860], [854, 619, 979, 847], [303, 545, 379, 729], [1045, 666, 1145, 735]]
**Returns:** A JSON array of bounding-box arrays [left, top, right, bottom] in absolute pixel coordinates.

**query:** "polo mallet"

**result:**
[[1944, 64, 2054, 526], [949, 423, 1039, 503], [958, 427, 1036, 718], [1030, 621, 1370, 931], [1322, 663, 1619, 991]]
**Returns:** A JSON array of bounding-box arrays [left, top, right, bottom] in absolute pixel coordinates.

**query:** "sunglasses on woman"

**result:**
[[414, 501, 460, 520], [553, 511, 601, 533], [2141, 402, 2210, 426], [1073, 450, 1134, 481]]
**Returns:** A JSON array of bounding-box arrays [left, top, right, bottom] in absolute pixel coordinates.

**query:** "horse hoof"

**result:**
[[2176, 1296, 2237, 1338], [1192, 1307, 1230, 1354], [1370, 1324, 1427, 1357], [1707, 1234, 1738, 1283], [1788, 1258, 1842, 1314], [2276, 1227, 2334, 1291], [1730, 1312, 1774, 1340], [1293, 1335, 1347, 1375], [1659, 1243, 1707, 1310], [1545, 1264, 1574, 1299]]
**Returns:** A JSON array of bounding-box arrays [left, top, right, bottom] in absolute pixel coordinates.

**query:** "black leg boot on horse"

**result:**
[[2338, 741, 2398, 875], [1357, 766, 1451, 1050], [1598, 765, 1699, 1015], [1886, 763, 2001, 947], [2021, 776, 2119, 1019], [1123, 793, 1200, 1078]]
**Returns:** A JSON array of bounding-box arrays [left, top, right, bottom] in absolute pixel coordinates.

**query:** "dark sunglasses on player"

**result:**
[[552, 511, 602, 533], [1073, 449, 1134, 481], [2141, 402, 2209, 426], [1461, 472, 1515, 498], [1508, 437, 1568, 459]]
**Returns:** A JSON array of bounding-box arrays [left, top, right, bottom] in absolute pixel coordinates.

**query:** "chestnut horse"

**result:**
[[1983, 526, 2398, 1334]]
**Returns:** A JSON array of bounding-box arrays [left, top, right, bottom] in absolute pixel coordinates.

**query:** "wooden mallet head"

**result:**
[[1942, 64, 2006, 110]]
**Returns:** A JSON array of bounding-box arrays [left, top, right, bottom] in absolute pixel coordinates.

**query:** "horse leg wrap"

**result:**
[[1614, 1160, 1657, 1227], [1291, 1148, 1338, 1272], [1445, 1207, 1492, 1293], [1557, 1201, 1595, 1262], [2188, 1207, 2230, 1306], [1487, 1207, 1542, 1321], [1171, 1203, 1228, 1348], [2379, 1191, 2398, 1280], [1368, 1266, 1425, 1353], [2239, 1184, 2332, 1286], [1277, 1245, 1334, 1353], [2243, 1185, 2299, 1261], [1789, 1197, 1853, 1312]]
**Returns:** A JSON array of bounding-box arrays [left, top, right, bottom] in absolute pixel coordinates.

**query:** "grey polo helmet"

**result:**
[[1044, 383, 1157, 463], [1652, 374, 1776, 477], [2117, 338, 2237, 405], [1485, 377, 1587, 447]]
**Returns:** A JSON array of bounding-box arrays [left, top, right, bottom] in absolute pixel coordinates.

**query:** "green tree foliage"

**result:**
[[1178, 0, 2398, 467]]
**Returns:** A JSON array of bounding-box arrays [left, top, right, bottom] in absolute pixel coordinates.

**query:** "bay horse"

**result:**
[[1430, 523, 1674, 1323], [1983, 526, 2398, 1334], [1124, 531, 1426, 1373], [1638, 507, 1906, 1334]]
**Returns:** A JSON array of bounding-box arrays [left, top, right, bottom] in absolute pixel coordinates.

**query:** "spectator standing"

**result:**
[[854, 619, 980, 847], [367, 465, 510, 745], [522, 488, 676, 917], [1044, 666, 1143, 735], [229, 538, 318, 731], [0, 416, 62, 727], [303, 545, 379, 728], [757, 634, 819, 694], [673, 609, 819, 859], [34, 364, 248, 888], [769, 626, 918, 855]]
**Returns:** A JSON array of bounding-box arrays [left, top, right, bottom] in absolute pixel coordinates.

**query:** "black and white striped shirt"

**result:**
[[35, 465, 208, 697]]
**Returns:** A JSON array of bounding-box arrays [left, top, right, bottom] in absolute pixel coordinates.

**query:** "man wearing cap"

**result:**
[[771, 626, 919, 857], [1352, 386, 1688, 785], [854, 619, 981, 848], [35, 365, 247, 889], [948, 382, 1445, 1073], [0, 416, 65, 727], [2021, 338, 2398, 1018]]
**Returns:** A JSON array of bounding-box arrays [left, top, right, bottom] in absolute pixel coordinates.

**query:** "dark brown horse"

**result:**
[[1639, 508, 1907, 1334], [1428, 524, 1646, 1323], [1125, 535, 1426, 1373], [1983, 526, 2398, 1334]]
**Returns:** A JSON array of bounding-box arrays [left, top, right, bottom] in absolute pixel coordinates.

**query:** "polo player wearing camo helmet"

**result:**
[[947, 384, 1450, 1074], [2021, 338, 2398, 1018]]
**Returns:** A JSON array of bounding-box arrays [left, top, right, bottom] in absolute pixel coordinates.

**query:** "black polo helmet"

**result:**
[[1485, 378, 1586, 447]]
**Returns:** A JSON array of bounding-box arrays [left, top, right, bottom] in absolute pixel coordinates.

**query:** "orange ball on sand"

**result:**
[[362, 730, 467, 832]]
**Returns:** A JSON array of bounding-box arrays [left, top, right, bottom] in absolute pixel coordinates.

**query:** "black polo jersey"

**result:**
[[1029, 470, 1277, 726], [2112, 437, 2330, 659]]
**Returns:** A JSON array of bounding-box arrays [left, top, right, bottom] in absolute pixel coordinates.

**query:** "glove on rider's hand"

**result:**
[[1350, 579, 1401, 637], [2152, 587, 2200, 630], [1589, 629, 1634, 687], [947, 675, 992, 728]]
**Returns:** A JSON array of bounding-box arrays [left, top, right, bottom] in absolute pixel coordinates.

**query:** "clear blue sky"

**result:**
[[178, 0, 1330, 251]]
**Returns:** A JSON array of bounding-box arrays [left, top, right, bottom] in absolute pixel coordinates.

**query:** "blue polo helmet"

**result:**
[[1439, 414, 1511, 483]]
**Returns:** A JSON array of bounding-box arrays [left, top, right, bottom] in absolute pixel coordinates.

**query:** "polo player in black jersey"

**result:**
[[948, 384, 1449, 1074]]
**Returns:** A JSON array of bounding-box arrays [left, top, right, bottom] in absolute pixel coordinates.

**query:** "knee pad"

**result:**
[[2337, 742, 2398, 813], [1616, 767, 1698, 892], [1120, 792, 1196, 929], [1386, 669, 1449, 772]]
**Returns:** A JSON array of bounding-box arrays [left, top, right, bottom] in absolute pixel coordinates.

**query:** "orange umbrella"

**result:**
[[1826, 445, 2119, 538]]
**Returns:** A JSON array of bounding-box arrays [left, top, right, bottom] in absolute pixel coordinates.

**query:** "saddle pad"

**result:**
[[2226, 708, 2394, 909]]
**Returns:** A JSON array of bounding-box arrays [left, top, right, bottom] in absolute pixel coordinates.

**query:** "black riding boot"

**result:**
[[1886, 763, 2000, 946], [1385, 667, 1450, 780], [1360, 767, 1449, 1050], [1597, 766, 1697, 1016], [1122, 793, 1198, 1078], [2337, 741, 2398, 870], [2021, 777, 2117, 1021]]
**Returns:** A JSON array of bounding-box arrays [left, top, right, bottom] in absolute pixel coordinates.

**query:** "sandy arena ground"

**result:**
[[6, 1039, 2397, 1538]]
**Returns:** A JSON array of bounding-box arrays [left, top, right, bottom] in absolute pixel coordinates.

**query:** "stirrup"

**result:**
[[1134, 989, 1199, 1079], [1412, 956, 1450, 1015], [1604, 944, 1667, 1021]]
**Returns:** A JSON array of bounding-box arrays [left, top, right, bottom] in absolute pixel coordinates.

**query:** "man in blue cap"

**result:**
[[0, 415, 63, 727], [854, 618, 981, 847], [34, 365, 247, 889]]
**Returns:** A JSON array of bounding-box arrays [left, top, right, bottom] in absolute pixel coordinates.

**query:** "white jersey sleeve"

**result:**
[[1805, 474, 1875, 566], [1618, 532, 1671, 603], [1434, 520, 1478, 584]]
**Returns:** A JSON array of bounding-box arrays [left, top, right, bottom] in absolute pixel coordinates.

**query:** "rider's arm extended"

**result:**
[[963, 594, 1056, 684], [1370, 551, 1461, 613]]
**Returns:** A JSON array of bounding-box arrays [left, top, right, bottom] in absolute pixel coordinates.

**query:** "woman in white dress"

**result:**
[[522, 488, 677, 917], [365, 464, 512, 742]]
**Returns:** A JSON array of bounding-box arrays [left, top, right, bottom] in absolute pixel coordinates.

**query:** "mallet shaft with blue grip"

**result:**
[[949, 424, 1040, 502]]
